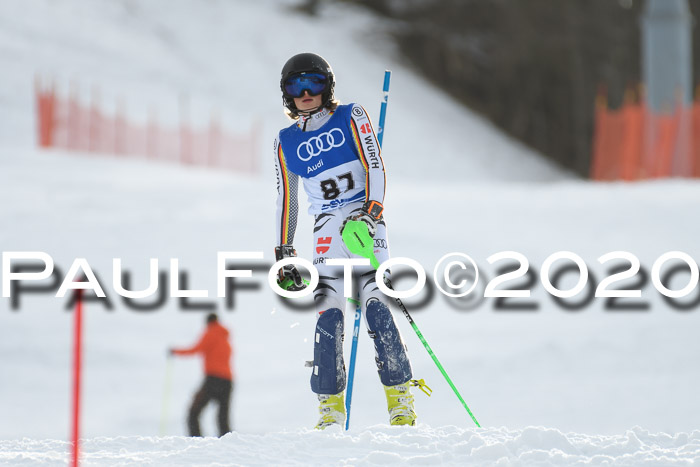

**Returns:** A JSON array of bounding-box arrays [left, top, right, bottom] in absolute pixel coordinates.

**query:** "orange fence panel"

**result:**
[[653, 113, 676, 178], [35, 78, 56, 148], [591, 84, 700, 181], [34, 77, 259, 175], [620, 102, 643, 181]]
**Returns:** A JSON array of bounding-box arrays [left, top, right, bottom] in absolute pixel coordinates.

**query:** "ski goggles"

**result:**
[[283, 72, 329, 98]]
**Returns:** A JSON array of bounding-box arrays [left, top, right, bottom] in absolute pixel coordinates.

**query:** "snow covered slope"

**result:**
[[2, 149, 700, 465], [0, 0, 568, 182]]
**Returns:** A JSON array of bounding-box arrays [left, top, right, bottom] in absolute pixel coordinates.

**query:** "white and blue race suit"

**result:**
[[273, 103, 412, 395]]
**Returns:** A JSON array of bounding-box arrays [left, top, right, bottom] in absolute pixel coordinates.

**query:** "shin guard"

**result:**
[[365, 300, 413, 386], [310, 308, 346, 394]]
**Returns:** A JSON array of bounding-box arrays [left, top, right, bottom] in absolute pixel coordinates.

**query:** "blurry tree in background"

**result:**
[[341, 0, 699, 177]]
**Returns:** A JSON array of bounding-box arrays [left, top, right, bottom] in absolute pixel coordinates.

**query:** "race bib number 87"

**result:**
[[320, 172, 355, 200]]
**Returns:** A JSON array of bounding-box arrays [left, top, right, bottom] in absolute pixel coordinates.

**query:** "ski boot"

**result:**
[[384, 383, 416, 426], [314, 393, 346, 430]]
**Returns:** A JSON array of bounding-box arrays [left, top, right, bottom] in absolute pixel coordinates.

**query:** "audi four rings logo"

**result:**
[[296, 128, 346, 161]]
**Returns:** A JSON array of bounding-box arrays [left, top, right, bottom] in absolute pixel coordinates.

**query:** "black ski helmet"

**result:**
[[280, 52, 335, 115]]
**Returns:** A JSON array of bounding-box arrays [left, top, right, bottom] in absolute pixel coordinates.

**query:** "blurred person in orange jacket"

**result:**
[[170, 313, 233, 437]]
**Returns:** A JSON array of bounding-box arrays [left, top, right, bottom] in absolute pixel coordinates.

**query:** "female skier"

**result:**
[[273, 52, 416, 429]]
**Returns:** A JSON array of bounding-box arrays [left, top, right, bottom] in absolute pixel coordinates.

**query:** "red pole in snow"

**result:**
[[71, 288, 83, 467]]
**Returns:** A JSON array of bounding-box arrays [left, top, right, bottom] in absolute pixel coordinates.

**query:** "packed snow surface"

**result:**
[[4, 426, 700, 466]]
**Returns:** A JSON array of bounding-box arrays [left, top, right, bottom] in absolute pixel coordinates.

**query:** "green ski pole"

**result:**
[[341, 220, 481, 427]]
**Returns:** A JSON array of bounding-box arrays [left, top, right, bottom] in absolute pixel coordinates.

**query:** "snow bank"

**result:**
[[3, 426, 699, 466]]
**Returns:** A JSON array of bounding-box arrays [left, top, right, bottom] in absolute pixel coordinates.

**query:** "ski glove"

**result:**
[[275, 244, 306, 291], [341, 200, 384, 238]]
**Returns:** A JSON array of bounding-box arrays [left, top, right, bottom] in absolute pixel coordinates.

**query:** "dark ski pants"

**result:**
[[187, 375, 233, 437]]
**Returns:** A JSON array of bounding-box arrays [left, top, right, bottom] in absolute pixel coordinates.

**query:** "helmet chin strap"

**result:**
[[297, 104, 323, 117]]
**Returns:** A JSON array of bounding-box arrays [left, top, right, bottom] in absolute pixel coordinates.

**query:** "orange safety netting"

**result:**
[[590, 86, 699, 181], [35, 77, 259, 174]]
